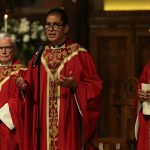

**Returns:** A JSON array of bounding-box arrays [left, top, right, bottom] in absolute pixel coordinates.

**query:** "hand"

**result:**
[[14, 75, 27, 91], [138, 89, 150, 101], [56, 71, 77, 89]]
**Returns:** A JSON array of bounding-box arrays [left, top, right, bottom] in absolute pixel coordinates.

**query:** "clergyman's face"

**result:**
[[0, 37, 15, 65], [45, 14, 68, 45]]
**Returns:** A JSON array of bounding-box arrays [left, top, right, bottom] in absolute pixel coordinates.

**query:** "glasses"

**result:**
[[45, 22, 65, 31], [0, 46, 14, 52]]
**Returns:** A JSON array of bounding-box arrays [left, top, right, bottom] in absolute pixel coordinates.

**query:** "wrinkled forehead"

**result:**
[[0, 37, 13, 46]]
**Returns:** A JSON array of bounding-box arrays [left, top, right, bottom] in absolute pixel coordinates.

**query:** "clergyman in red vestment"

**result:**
[[135, 60, 150, 150], [17, 8, 102, 150], [0, 33, 27, 150]]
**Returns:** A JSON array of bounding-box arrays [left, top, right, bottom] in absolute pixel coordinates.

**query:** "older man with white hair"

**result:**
[[0, 33, 27, 150]]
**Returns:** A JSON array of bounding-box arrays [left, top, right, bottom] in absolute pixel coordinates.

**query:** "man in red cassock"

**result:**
[[17, 8, 102, 150], [0, 33, 27, 150], [135, 60, 150, 150]]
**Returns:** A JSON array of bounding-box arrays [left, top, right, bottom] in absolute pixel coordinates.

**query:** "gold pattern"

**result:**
[[0, 64, 26, 82], [43, 43, 82, 150], [43, 43, 79, 75]]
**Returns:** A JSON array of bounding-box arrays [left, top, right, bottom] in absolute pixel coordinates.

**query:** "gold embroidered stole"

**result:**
[[42, 43, 86, 150]]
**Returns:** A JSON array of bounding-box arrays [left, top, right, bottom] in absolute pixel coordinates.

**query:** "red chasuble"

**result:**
[[135, 60, 150, 150], [0, 60, 27, 150], [24, 39, 102, 150]]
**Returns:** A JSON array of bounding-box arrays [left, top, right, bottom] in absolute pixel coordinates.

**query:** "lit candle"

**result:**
[[4, 14, 8, 33]]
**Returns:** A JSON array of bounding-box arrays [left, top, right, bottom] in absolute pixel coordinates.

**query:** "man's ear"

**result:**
[[64, 24, 69, 34]]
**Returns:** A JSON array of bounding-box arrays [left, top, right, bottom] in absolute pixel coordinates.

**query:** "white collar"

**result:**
[[51, 42, 66, 50]]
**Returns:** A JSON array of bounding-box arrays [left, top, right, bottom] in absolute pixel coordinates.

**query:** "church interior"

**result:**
[[1, 0, 150, 149]]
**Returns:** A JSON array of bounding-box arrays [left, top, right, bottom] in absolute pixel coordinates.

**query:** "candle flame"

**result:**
[[4, 14, 8, 20]]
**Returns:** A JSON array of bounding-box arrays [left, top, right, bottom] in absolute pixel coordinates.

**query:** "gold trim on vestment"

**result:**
[[0, 65, 27, 91], [41, 45, 86, 150]]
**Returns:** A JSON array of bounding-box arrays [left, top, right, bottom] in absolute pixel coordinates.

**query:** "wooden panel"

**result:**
[[110, 78, 138, 150], [89, 26, 135, 80], [89, 26, 135, 136], [92, 78, 137, 150], [136, 30, 150, 76], [64, 0, 88, 47], [42, 0, 63, 9], [88, 11, 150, 140]]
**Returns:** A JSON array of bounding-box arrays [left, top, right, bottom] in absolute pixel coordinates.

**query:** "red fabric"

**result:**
[[23, 40, 102, 150], [0, 60, 27, 150], [135, 60, 150, 150]]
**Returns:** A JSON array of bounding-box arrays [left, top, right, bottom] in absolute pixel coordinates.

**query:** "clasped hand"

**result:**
[[138, 89, 150, 101]]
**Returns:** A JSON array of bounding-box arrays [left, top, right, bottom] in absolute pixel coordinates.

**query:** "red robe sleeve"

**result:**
[[8, 69, 27, 150], [0, 62, 27, 150], [58, 51, 102, 150], [75, 52, 102, 141]]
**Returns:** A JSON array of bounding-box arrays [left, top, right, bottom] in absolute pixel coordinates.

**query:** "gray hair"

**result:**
[[0, 33, 16, 46]]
